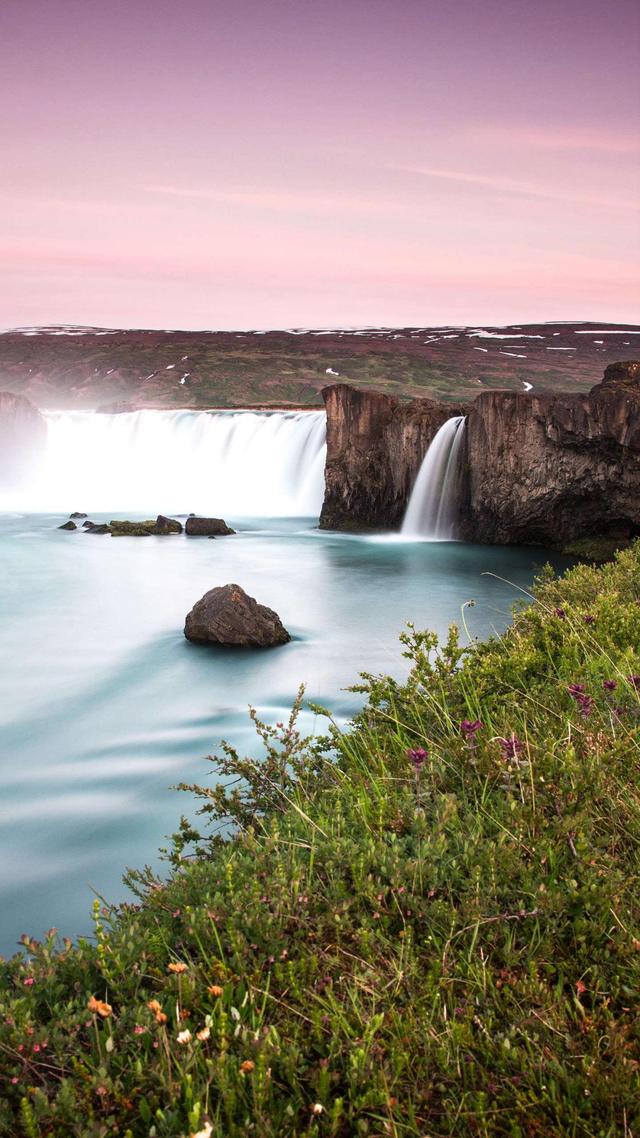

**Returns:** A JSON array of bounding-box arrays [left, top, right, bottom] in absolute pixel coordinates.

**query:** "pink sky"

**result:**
[[1, 0, 639, 328]]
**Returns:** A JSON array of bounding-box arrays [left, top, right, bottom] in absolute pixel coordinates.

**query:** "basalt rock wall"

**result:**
[[0, 391, 46, 487], [459, 361, 640, 546], [320, 364, 640, 546], [319, 384, 468, 530]]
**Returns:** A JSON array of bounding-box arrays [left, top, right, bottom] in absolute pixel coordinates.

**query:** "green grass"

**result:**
[[1, 548, 640, 1136]]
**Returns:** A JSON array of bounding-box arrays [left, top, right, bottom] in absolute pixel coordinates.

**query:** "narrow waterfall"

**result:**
[[401, 416, 466, 539], [5, 410, 327, 517]]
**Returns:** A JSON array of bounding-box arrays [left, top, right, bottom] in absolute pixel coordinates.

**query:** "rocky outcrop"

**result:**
[[184, 584, 290, 647], [185, 516, 235, 536], [460, 361, 640, 546], [110, 515, 183, 536], [319, 384, 468, 530], [0, 391, 46, 487]]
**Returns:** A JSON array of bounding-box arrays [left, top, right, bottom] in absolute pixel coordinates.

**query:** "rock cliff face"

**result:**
[[319, 384, 468, 530], [460, 361, 640, 546], [0, 391, 46, 487]]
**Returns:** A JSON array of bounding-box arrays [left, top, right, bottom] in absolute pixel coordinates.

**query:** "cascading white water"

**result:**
[[401, 416, 466, 539], [4, 410, 327, 517]]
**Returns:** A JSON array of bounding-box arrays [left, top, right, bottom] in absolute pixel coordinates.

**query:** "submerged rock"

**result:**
[[110, 521, 153, 536], [184, 584, 290, 647], [110, 515, 183, 536], [185, 516, 235, 536], [85, 523, 111, 534], [58, 520, 77, 530]]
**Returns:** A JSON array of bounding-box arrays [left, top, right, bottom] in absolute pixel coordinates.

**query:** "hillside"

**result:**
[[1, 547, 639, 1135], [1, 322, 638, 409]]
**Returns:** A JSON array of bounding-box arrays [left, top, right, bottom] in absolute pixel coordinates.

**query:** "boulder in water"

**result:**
[[85, 523, 112, 534], [153, 514, 183, 534], [184, 584, 290, 647], [58, 520, 77, 531], [69, 512, 87, 519], [110, 515, 183, 536], [185, 516, 235, 536]]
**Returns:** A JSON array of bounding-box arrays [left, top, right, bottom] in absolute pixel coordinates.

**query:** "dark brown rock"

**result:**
[[459, 360, 640, 546], [184, 584, 290, 647], [153, 515, 183, 534], [58, 520, 77, 530], [70, 512, 87, 519], [0, 391, 46, 487], [85, 523, 111, 534], [319, 384, 468, 530], [185, 516, 235, 536]]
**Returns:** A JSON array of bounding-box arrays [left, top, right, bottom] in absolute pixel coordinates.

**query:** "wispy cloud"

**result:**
[[473, 125, 640, 155], [143, 183, 397, 218], [396, 165, 640, 211]]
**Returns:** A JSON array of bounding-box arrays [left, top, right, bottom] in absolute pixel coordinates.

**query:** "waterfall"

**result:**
[[4, 410, 327, 517], [401, 416, 465, 539]]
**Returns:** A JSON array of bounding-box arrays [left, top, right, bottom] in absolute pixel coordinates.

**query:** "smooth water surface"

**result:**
[[0, 513, 571, 955]]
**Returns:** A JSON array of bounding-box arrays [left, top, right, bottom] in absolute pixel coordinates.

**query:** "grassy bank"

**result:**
[[1, 548, 639, 1137]]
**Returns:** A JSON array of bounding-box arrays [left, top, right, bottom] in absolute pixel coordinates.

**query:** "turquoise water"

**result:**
[[0, 513, 571, 957]]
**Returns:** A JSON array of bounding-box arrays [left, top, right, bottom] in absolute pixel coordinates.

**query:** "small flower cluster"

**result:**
[[497, 734, 524, 761], [567, 683, 594, 719], [87, 996, 112, 1018], [406, 747, 427, 771], [461, 719, 483, 752], [147, 998, 167, 1025]]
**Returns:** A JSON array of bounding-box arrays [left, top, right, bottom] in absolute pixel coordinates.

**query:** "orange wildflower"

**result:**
[[147, 999, 168, 1025], [168, 962, 187, 974], [87, 996, 112, 1018], [240, 1060, 255, 1074], [207, 984, 224, 997]]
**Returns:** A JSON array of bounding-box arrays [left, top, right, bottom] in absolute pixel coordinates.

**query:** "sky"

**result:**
[[1, 0, 639, 329]]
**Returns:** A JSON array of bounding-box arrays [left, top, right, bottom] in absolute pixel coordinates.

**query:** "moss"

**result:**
[[562, 535, 633, 562]]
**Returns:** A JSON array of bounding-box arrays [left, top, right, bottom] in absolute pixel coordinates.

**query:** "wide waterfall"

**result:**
[[401, 416, 466, 539], [4, 409, 327, 517]]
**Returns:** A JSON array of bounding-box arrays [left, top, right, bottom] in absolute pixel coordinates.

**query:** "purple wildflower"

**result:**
[[603, 680, 617, 692], [567, 683, 586, 697], [583, 614, 596, 625], [567, 683, 594, 718], [460, 719, 483, 738], [576, 694, 594, 719], [497, 735, 524, 761], [407, 747, 428, 771], [626, 674, 640, 690], [554, 608, 566, 620]]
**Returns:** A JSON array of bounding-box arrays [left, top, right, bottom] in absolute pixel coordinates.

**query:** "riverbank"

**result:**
[[1, 544, 639, 1135]]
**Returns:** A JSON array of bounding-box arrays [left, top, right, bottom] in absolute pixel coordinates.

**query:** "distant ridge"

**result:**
[[0, 321, 637, 409]]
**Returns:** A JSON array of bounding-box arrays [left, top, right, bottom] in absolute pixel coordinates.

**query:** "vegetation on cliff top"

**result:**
[[0, 323, 633, 409], [1, 547, 640, 1136]]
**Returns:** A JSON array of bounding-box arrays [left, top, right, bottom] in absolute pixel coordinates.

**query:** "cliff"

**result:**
[[319, 384, 468, 530], [460, 361, 640, 546], [0, 391, 46, 487]]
